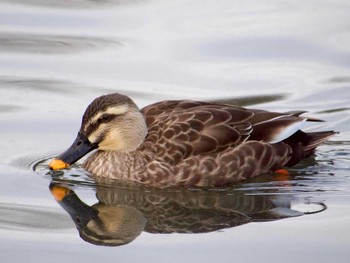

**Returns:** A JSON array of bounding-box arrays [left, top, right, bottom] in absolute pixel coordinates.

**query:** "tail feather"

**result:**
[[283, 130, 337, 167], [283, 111, 325, 122], [304, 131, 338, 152]]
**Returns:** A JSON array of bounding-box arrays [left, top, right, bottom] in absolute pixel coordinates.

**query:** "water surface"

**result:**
[[0, 0, 349, 262]]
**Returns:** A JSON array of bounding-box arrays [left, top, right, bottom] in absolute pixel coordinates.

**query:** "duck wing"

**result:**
[[141, 100, 254, 162], [141, 101, 319, 159]]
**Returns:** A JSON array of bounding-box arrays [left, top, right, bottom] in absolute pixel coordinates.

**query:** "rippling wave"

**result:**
[[0, 104, 22, 114], [0, 202, 72, 230], [0, 33, 121, 54], [0, 76, 98, 93], [0, 0, 147, 9]]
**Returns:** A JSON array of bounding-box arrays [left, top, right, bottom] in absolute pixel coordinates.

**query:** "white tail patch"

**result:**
[[269, 118, 307, 143]]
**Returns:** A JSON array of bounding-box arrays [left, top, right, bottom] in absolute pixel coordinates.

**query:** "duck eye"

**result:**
[[99, 114, 115, 123]]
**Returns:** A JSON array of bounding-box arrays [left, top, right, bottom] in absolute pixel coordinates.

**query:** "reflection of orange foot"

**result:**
[[274, 169, 290, 181]]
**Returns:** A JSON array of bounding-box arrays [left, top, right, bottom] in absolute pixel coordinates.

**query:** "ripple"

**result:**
[[0, 0, 147, 9], [0, 76, 102, 94], [0, 104, 22, 114], [327, 76, 350, 83], [11, 153, 56, 171], [317, 107, 350, 114], [0, 33, 121, 54], [0, 202, 72, 231], [30, 155, 97, 188]]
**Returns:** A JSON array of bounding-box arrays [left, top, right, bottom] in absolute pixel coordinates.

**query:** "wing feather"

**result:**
[[141, 101, 254, 163]]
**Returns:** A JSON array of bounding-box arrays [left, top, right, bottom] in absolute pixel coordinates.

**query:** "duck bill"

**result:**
[[49, 133, 97, 170], [49, 183, 99, 226]]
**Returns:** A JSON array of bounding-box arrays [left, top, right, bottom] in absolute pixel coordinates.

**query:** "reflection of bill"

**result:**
[[50, 184, 147, 246], [49, 182, 326, 247]]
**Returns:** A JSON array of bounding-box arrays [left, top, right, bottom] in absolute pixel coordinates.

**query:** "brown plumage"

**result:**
[[50, 93, 337, 188]]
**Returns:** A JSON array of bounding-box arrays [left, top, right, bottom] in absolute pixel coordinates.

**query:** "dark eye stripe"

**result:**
[[85, 114, 118, 137], [99, 113, 117, 123]]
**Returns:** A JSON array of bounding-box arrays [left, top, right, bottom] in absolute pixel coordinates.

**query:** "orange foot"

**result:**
[[274, 168, 290, 181]]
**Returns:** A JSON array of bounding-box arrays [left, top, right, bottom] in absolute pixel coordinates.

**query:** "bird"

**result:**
[[49, 92, 336, 188]]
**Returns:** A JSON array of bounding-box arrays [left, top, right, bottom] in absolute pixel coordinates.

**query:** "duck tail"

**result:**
[[283, 130, 338, 166], [303, 130, 338, 152]]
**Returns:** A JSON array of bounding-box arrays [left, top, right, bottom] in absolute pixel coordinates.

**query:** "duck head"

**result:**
[[49, 93, 148, 170]]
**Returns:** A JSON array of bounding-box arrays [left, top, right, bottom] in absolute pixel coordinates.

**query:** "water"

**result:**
[[0, 0, 350, 262]]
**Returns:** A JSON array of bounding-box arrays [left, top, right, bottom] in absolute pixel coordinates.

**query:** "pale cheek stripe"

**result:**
[[88, 123, 107, 143]]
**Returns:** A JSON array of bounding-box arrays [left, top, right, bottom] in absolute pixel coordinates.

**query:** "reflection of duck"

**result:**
[[49, 183, 147, 246], [49, 93, 336, 187], [49, 181, 325, 246]]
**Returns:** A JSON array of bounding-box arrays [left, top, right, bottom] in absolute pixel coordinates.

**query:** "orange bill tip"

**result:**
[[49, 158, 70, 170], [50, 186, 70, 202]]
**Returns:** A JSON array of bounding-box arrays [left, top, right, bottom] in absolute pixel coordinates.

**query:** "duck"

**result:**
[[49, 92, 336, 188]]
